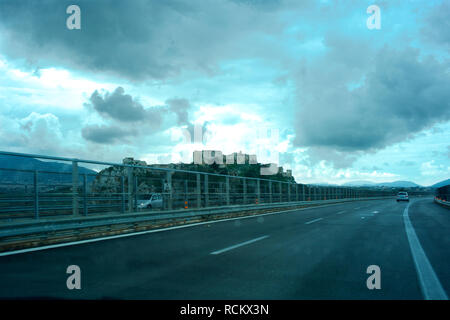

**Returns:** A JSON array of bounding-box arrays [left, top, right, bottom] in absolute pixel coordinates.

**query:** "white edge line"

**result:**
[[305, 217, 323, 225], [0, 201, 354, 257], [210, 235, 269, 255], [403, 201, 448, 300]]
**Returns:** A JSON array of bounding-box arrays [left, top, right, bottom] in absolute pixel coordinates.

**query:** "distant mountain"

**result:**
[[342, 180, 421, 188], [376, 181, 421, 188], [342, 180, 376, 187], [0, 155, 96, 185], [430, 179, 450, 188]]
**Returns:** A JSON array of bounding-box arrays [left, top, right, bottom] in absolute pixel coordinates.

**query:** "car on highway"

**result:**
[[396, 191, 409, 202], [137, 193, 163, 209]]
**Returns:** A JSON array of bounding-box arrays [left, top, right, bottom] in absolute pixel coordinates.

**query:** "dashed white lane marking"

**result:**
[[354, 207, 361, 210], [210, 235, 269, 255], [372, 211, 379, 214], [336, 211, 346, 215], [305, 218, 324, 225], [403, 201, 448, 300]]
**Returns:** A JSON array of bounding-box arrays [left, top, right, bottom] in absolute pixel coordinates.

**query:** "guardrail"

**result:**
[[434, 197, 450, 208], [0, 196, 393, 240], [0, 150, 395, 222]]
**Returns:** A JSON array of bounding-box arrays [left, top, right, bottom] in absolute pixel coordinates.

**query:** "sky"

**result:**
[[0, 0, 449, 186]]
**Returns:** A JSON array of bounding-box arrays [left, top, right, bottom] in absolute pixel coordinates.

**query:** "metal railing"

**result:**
[[0, 150, 394, 221], [435, 184, 450, 206], [436, 185, 449, 201]]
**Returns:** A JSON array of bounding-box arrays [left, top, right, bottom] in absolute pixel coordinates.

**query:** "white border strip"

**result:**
[[403, 201, 448, 300], [305, 217, 323, 225], [210, 235, 269, 255]]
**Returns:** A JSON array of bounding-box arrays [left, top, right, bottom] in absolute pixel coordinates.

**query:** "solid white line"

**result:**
[[403, 201, 448, 300], [305, 217, 323, 225], [0, 201, 358, 257], [210, 235, 269, 255]]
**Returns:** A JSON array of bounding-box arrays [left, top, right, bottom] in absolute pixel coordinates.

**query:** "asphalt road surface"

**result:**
[[0, 197, 449, 299]]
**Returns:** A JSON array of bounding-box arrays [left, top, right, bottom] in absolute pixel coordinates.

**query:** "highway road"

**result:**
[[0, 197, 449, 299]]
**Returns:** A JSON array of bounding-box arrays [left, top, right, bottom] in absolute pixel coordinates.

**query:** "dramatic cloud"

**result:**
[[88, 87, 148, 122], [0, 0, 448, 185], [421, 1, 450, 48], [82, 87, 195, 144], [86, 87, 163, 125], [0, 112, 66, 155], [167, 98, 191, 126], [294, 47, 450, 154], [0, 0, 287, 81]]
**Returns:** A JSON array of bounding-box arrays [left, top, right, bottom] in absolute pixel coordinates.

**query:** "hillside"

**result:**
[[342, 180, 421, 188], [431, 179, 450, 188], [0, 155, 96, 184]]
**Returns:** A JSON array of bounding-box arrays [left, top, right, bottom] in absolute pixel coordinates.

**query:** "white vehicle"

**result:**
[[396, 191, 409, 202], [137, 193, 163, 209]]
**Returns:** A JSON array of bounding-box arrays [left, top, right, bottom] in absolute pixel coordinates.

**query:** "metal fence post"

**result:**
[[226, 176, 230, 206], [134, 176, 138, 211], [34, 170, 39, 219], [243, 178, 247, 204], [72, 161, 79, 216], [204, 174, 209, 207], [288, 183, 291, 202], [127, 167, 133, 212], [121, 176, 125, 213], [167, 171, 173, 210], [83, 174, 88, 216], [256, 179, 261, 204], [302, 184, 305, 201], [279, 182, 282, 203], [184, 179, 188, 205], [269, 181, 272, 203], [197, 173, 201, 208]]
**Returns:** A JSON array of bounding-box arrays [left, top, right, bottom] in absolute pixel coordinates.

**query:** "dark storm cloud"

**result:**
[[294, 47, 450, 153], [82, 87, 196, 144], [307, 147, 359, 169], [85, 87, 194, 125], [421, 1, 450, 48], [166, 98, 191, 125], [81, 125, 135, 144], [0, 0, 286, 80], [88, 87, 149, 122]]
